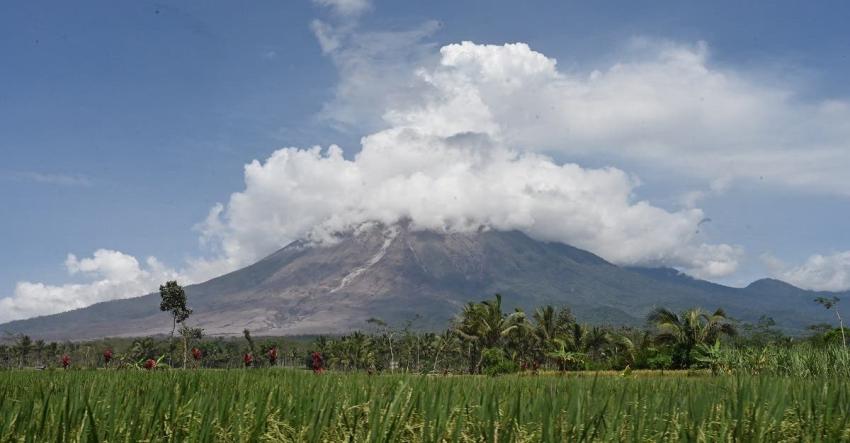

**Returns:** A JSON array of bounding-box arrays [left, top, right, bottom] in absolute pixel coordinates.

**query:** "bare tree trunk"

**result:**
[[170, 317, 177, 366], [433, 344, 443, 372], [416, 336, 421, 372], [388, 336, 395, 373]]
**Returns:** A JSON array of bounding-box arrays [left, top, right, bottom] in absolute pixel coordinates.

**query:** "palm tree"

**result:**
[[547, 338, 586, 371], [455, 294, 527, 373], [579, 326, 615, 360], [648, 307, 736, 368], [532, 306, 557, 344], [531, 307, 604, 368], [346, 331, 375, 370], [328, 332, 374, 371], [606, 330, 638, 368], [531, 306, 558, 366]]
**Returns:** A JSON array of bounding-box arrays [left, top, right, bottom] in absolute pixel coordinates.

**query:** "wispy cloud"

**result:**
[[5, 171, 93, 187], [312, 0, 371, 17]]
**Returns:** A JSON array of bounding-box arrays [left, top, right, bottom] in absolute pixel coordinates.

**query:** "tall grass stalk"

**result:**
[[1, 369, 850, 442]]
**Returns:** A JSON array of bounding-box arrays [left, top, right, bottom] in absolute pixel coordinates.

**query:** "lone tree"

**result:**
[[815, 296, 846, 349], [160, 281, 192, 364]]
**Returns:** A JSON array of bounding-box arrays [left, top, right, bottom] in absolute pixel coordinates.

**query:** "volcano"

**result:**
[[0, 223, 840, 340]]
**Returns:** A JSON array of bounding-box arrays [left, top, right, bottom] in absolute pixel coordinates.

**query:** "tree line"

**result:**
[[1, 281, 847, 373]]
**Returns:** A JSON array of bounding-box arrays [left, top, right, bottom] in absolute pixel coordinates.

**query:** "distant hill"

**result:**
[[0, 223, 841, 340]]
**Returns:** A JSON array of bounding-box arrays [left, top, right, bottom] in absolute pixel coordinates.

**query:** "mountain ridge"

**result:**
[[1, 224, 842, 340]]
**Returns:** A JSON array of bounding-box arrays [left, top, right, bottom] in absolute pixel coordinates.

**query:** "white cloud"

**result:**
[[312, 0, 371, 17], [0, 250, 185, 323], [190, 38, 741, 279], [325, 38, 850, 195], [419, 41, 850, 194], [196, 128, 742, 280], [763, 251, 850, 291]]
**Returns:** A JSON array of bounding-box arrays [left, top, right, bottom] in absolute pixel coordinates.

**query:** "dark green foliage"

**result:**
[[4, 297, 850, 376], [808, 325, 850, 347], [480, 347, 517, 376], [736, 315, 788, 347], [159, 281, 191, 328], [159, 281, 192, 366], [129, 337, 159, 362], [815, 296, 840, 310], [646, 352, 673, 370], [814, 296, 847, 349], [648, 307, 736, 368]]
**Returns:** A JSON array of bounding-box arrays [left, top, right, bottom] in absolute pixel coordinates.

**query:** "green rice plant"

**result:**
[[716, 344, 850, 377], [1, 369, 849, 442]]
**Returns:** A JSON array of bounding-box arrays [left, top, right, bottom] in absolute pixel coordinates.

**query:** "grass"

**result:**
[[1, 369, 850, 442]]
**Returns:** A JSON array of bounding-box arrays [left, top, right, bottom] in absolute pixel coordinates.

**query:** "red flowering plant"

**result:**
[[311, 351, 324, 373], [191, 347, 202, 361], [243, 353, 254, 368], [61, 354, 71, 369], [143, 358, 157, 370], [103, 349, 113, 367], [267, 347, 278, 366], [136, 354, 168, 371]]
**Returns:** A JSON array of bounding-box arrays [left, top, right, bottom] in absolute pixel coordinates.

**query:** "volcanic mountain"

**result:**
[[0, 223, 840, 340]]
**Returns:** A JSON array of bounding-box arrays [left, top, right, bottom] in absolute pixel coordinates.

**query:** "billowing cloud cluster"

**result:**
[[8, 30, 850, 323], [192, 41, 747, 278], [764, 251, 850, 292], [468, 39, 850, 194], [326, 38, 850, 196], [0, 250, 183, 323], [196, 108, 742, 281]]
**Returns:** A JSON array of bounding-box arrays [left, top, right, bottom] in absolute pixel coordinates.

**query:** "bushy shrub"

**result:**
[[480, 347, 517, 376], [646, 352, 673, 370]]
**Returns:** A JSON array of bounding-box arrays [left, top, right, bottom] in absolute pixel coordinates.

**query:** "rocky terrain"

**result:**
[[0, 223, 840, 340]]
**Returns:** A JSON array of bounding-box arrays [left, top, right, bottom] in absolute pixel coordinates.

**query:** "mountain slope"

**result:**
[[0, 224, 840, 340]]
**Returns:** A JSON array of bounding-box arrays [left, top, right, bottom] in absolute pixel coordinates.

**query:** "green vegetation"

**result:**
[[2, 369, 850, 442], [1, 293, 849, 375], [2, 289, 850, 441]]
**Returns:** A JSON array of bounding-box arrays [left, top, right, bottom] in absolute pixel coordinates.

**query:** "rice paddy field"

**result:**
[[1, 370, 849, 442]]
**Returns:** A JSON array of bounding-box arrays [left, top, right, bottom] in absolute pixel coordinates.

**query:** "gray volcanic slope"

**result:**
[[0, 224, 842, 340]]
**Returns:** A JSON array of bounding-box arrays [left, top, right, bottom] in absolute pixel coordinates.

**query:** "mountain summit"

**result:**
[[0, 223, 840, 340]]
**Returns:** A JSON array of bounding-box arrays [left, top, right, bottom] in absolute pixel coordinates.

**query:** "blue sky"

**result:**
[[3, 0, 850, 321]]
